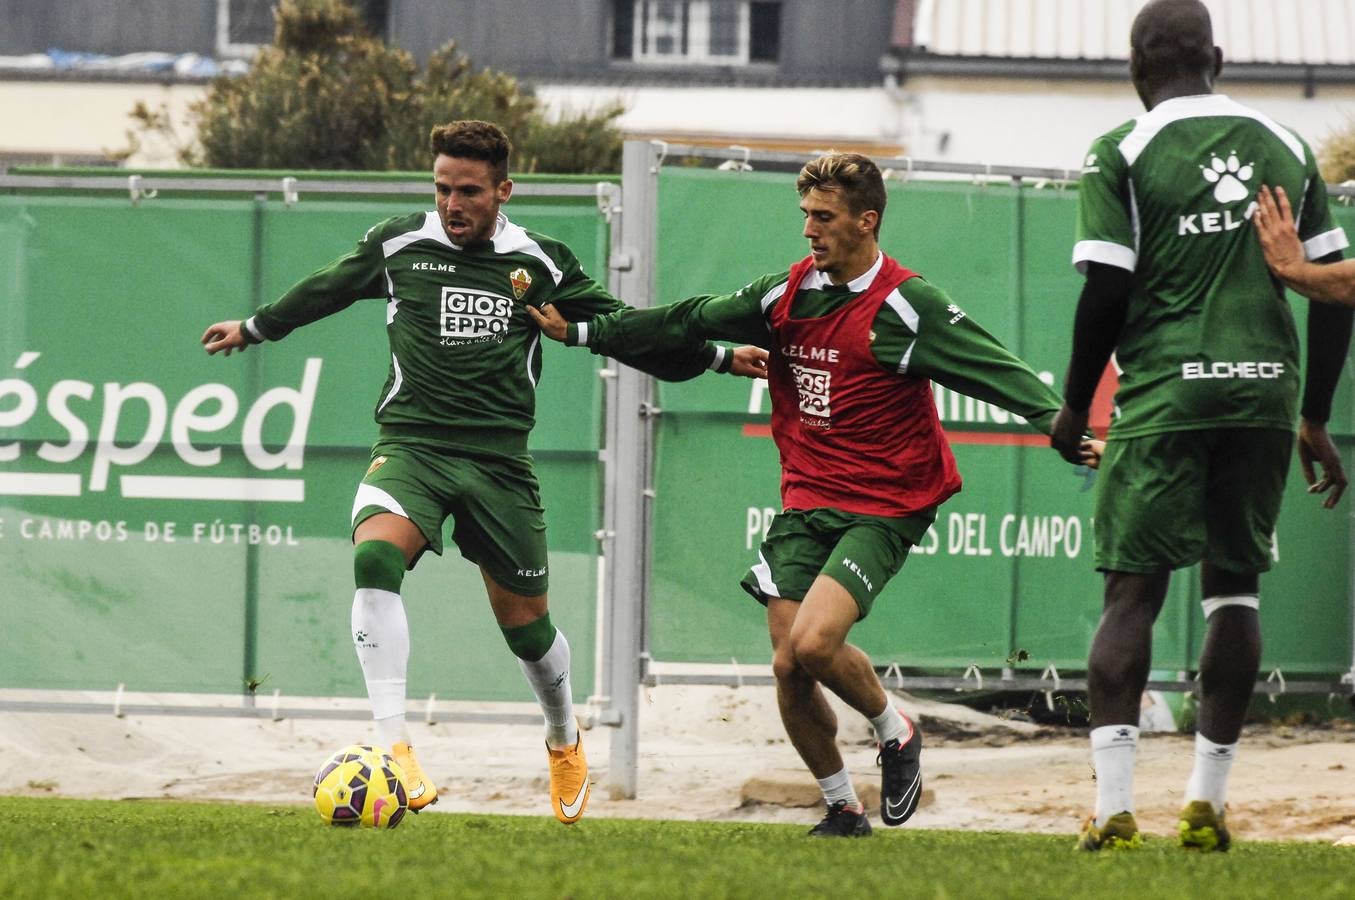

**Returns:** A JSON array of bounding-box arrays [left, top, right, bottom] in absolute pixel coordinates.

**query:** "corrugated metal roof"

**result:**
[[909, 0, 1355, 65]]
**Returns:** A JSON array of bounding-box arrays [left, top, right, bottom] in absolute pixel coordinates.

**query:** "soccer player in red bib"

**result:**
[[531, 152, 1100, 836]]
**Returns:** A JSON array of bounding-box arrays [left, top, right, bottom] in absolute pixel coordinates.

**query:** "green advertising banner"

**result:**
[[0, 184, 607, 701], [3, 166, 1351, 706], [647, 168, 1353, 679]]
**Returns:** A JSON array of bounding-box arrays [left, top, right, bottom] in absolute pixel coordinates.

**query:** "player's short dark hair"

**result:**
[[796, 153, 887, 237], [429, 120, 511, 183], [1130, 0, 1216, 83]]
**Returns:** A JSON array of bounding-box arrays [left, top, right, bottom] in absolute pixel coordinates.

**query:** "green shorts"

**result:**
[[351, 438, 548, 595], [740, 507, 935, 620], [1094, 427, 1293, 575]]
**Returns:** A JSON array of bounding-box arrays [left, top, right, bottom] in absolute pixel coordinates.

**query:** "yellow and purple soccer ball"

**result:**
[[312, 744, 408, 828]]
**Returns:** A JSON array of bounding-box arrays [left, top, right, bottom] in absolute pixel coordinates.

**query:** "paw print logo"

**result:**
[[1200, 152, 1254, 204]]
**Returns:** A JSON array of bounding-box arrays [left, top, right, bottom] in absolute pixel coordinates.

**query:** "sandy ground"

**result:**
[[3, 685, 1353, 844]]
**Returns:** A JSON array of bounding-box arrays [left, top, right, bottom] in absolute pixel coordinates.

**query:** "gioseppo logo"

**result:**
[[790, 363, 831, 424], [0, 353, 321, 501], [440, 287, 514, 345]]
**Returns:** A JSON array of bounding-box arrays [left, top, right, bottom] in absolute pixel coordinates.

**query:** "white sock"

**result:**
[[1185, 733, 1237, 814], [816, 767, 861, 810], [518, 628, 578, 749], [869, 703, 911, 745], [1090, 724, 1139, 826], [351, 588, 410, 738], [374, 715, 407, 750]]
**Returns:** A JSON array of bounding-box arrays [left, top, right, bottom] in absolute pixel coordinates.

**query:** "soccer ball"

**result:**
[[312, 743, 409, 828]]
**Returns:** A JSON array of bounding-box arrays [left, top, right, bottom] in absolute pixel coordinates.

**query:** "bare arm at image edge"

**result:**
[[1254, 185, 1355, 306]]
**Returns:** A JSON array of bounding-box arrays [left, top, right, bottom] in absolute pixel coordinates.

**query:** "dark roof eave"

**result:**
[[883, 50, 1355, 86], [0, 67, 218, 85]]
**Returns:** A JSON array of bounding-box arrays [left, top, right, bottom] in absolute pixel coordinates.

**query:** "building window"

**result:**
[[217, 0, 275, 59], [613, 1, 780, 65], [749, 2, 780, 62], [216, 0, 388, 59]]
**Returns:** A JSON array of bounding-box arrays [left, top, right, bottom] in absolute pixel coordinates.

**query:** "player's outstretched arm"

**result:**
[[1255, 185, 1355, 306], [1299, 418, 1349, 509], [201, 320, 250, 356], [528, 301, 768, 379]]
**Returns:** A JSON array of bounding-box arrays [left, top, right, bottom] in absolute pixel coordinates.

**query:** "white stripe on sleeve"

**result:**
[[1303, 227, 1350, 261], [1072, 240, 1136, 274]]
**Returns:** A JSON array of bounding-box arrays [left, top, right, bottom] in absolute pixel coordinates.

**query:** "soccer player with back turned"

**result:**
[[532, 152, 1102, 836], [1049, 0, 1352, 851], [202, 120, 766, 824]]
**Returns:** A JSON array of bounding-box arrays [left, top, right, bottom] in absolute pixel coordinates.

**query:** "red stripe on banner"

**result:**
[[944, 431, 1050, 446], [740, 422, 1048, 447]]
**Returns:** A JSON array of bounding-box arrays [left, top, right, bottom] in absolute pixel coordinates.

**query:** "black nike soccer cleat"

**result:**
[[878, 714, 923, 826], [808, 800, 873, 837]]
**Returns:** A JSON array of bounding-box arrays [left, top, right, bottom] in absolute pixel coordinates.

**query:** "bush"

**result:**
[[131, 0, 622, 174], [1318, 117, 1355, 186]]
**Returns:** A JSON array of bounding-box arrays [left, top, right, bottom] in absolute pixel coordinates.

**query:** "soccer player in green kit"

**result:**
[[202, 120, 766, 824], [1049, 0, 1352, 852], [531, 151, 1102, 837]]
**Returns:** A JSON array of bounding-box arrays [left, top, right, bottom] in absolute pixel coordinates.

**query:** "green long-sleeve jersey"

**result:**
[[566, 256, 1062, 433], [246, 211, 728, 456]]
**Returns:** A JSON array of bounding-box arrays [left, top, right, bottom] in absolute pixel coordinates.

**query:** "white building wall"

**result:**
[[5, 77, 1355, 173], [0, 80, 202, 167], [538, 79, 1355, 171], [893, 78, 1355, 170]]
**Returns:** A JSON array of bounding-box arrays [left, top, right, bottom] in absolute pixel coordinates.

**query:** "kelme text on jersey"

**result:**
[[1177, 202, 1257, 236], [783, 343, 840, 363]]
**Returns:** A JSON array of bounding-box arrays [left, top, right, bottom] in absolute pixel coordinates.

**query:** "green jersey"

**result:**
[[1074, 93, 1347, 438], [247, 211, 725, 456], [567, 254, 1062, 432]]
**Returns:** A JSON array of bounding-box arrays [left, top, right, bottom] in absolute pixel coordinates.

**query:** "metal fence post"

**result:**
[[597, 140, 663, 799]]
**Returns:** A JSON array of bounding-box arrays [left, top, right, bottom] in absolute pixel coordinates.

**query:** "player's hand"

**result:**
[[1050, 403, 1090, 465], [526, 303, 569, 342], [202, 320, 249, 356], [729, 345, 768, 379], [1298, 418, 1348, 508], [1080, 439, 1105, 470], [1253, 185, 1305, 281]]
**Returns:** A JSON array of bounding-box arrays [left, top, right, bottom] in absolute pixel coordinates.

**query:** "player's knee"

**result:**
[[771, 646, 804, 684], [501, 613, 557, 662], [353, 540, 407, 593], [790, 632, 838, 677]]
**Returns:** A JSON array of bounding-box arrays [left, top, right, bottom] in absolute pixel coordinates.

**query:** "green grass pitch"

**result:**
[[2, 796, 1351, 899]]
